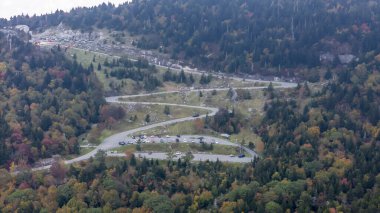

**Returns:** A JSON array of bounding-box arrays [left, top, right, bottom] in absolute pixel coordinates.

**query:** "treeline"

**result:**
[[0, 32, 105, 166], [102, 55, 214, 91], [163, 69, 212, 86], [3, 0, 380, 77], [255, 54, 380, 211], [104, 57, 162, 91], [0, 151, 325, 212]]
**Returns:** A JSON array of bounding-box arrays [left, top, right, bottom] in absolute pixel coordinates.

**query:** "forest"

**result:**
[[2, 0, 380, 78], [0, 32, 105, 167]]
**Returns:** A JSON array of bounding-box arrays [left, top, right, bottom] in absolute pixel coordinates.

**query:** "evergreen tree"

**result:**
[[164, 105, 170, 115], [145, 114, 151, 123]]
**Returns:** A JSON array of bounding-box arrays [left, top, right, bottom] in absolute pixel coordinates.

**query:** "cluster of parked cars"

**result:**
[[118, 134, 174, 146], [118, 135, 223, 148], [117, 135, 246, 159]]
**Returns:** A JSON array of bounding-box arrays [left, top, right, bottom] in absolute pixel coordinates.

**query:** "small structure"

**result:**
[[220, 133, 230, 139], [15, 25, 30, 33], [338, 54, 356, 64], [319, 52, 335, 63]]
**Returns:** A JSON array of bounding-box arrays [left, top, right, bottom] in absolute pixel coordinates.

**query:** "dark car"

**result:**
[[176, 134, 181, 138], [192, 113, 200, 117], [119, 141, 126, 145], [238, 154, 245, 158]]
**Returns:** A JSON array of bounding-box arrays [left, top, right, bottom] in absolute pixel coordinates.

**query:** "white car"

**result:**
[[175, 151, 182, 155], [165, 135, 170, 138], [183, 139, 187, 143]]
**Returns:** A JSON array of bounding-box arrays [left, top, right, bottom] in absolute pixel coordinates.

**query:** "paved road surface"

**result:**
[[109, 134, 257, 162], [129, 152, 253, 163]]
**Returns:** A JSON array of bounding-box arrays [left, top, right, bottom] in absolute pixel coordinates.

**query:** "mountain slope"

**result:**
[[4, 0, 380, 77]]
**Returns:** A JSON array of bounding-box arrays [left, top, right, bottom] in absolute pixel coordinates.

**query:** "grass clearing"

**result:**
[[66, 47, 270, 96], [79, 147, 95, 155]]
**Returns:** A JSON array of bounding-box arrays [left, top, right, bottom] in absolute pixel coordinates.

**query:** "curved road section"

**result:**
[[31, 80, 296, 172]]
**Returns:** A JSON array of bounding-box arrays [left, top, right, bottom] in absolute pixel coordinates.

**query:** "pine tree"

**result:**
[[145, 114, 151, 123], [164, 106, 171, 115]]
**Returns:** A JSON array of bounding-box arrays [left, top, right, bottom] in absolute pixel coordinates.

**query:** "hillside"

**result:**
[[0, 31, 104, 166], [3, 0, 380, 78]]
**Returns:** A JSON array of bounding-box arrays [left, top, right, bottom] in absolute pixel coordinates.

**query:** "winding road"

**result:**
[[27, 67, 297, 172]]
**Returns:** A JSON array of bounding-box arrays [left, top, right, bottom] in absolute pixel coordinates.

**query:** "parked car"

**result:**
[[229, 154, 235, 157], [238, 154, 245, 158], [119, 141, 126, 145], [192, 113, 200, 117]]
